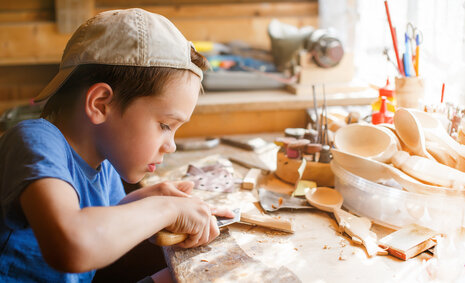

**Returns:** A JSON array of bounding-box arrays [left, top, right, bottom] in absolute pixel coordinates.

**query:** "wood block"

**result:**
[[275, 152, 335, 186], [293, 180, 316, 197], [286, 54, 355, 96], [242, 168, 261, 190], [378, 224, 439, 260]]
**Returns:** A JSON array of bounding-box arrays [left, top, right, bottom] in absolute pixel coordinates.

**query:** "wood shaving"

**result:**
[[278, 197, 283, 206], [201, 259, 208, 262]]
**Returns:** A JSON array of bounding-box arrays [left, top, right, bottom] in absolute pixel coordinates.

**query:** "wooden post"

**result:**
[[55, 0, 95, 34]]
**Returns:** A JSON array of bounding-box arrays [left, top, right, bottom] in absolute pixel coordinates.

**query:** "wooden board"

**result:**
[[0, 2, 317, 23], [164, 229, 300, 283], [96, 2, 318, 18]]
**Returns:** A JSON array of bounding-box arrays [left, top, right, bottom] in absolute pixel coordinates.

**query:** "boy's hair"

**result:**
[[41, 47, 209, 120]]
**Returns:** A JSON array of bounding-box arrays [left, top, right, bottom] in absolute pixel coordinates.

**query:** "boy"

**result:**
[[0, 8, 232, 282]]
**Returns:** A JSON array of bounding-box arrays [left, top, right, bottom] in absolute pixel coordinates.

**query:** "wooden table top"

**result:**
[[142, 134, 429, 283]]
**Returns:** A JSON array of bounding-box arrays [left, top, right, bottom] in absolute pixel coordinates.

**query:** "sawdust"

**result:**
[[338, 250, 347, 261]]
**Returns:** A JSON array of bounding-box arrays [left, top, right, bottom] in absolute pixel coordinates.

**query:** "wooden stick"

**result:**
[[240, 212, 294, 233]]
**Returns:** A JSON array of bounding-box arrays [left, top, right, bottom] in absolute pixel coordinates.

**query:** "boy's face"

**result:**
[[97, 72, 200, 183]]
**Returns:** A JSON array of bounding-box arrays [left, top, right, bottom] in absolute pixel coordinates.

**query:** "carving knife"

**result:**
[[152, 207, 293, 246]]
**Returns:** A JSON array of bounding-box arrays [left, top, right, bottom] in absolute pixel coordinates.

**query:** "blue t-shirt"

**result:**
[[0, 118, 126, 282]]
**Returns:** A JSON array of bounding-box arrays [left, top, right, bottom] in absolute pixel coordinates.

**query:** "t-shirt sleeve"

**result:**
[[104, 161, 126, 206], [0, 122, 74, 229]]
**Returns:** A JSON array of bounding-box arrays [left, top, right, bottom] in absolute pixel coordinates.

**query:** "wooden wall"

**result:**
[[0, 0, 317, 108]]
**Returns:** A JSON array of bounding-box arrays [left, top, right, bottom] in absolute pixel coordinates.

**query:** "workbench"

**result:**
[[142, 133, 429, 283]]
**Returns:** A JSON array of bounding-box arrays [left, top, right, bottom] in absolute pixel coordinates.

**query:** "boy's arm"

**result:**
[[20, 177, 216, 273], [119, 180, 194, 204]]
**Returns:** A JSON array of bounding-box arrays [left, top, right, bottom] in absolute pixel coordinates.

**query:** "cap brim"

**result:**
[[34, 66, 77, 102]]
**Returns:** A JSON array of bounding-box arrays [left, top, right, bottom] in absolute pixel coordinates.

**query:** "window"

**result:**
[[324, 0, 465, 104]]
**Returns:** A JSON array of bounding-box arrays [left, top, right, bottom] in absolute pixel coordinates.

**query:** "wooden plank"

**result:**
[[195, 89, 376, 114], [0, 10, 53, 22], [96, 2, 318, 18], [97, 0, 315, 6], [0, 0, 53, 10], [176, 109, 308, 137], [164, 229, 300, 283], [0, 22, 69, 65], [0, 2, 317, 23], [0, 15, 316, 65]]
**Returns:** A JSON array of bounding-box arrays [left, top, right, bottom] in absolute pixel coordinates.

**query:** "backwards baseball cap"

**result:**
[[34, 8, 203, 102]]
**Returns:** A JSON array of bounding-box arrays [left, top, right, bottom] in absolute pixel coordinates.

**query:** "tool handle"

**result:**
[[152, 230, 188, 246]]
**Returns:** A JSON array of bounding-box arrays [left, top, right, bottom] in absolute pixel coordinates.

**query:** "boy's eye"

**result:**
[[160, 123, 171, 131]]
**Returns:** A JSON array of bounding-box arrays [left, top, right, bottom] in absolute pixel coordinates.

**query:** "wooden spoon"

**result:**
[[378, 123, 404, 151], [334, 124, 398, 163], [394, 108, 436, 161], [305, 187, 387, 257], [331, 148, 465, 196], [410, 109, 465, 172], [391, 151, 465, 189], [305, 187, 343, 213], [410, 110, 463, 152], [425, 141, 457, 168]]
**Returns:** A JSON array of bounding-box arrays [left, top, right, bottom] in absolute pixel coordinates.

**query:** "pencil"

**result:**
[[384, 0, 405, 76]]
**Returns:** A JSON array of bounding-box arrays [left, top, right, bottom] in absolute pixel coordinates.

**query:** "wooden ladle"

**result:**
[[331, 148, 465, 196], [334, 124, 398, 163], [305, 187, 387, 257], [394, 108, 436, 161]]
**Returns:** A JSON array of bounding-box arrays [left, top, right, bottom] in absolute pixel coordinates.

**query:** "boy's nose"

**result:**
[[161, 138, 176, 153]]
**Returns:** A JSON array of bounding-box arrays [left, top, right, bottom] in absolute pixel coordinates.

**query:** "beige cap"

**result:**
[[35, 8, 203, 102]]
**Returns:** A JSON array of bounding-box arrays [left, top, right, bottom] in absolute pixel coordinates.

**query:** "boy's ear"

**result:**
[[84, 83, 114, 124]]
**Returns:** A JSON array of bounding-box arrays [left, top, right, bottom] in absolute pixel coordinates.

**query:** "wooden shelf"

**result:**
[[196, 88, 377, 114], [175, 87, 376, 137]]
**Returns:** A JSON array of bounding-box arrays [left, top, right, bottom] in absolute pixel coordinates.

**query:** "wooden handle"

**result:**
[[240, 212, 294, 233], [152, 230, 188, 246]]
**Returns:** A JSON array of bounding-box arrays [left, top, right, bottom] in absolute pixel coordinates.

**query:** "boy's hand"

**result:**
[[150, 180, 194, 197], [166, 197, 222, 248]]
